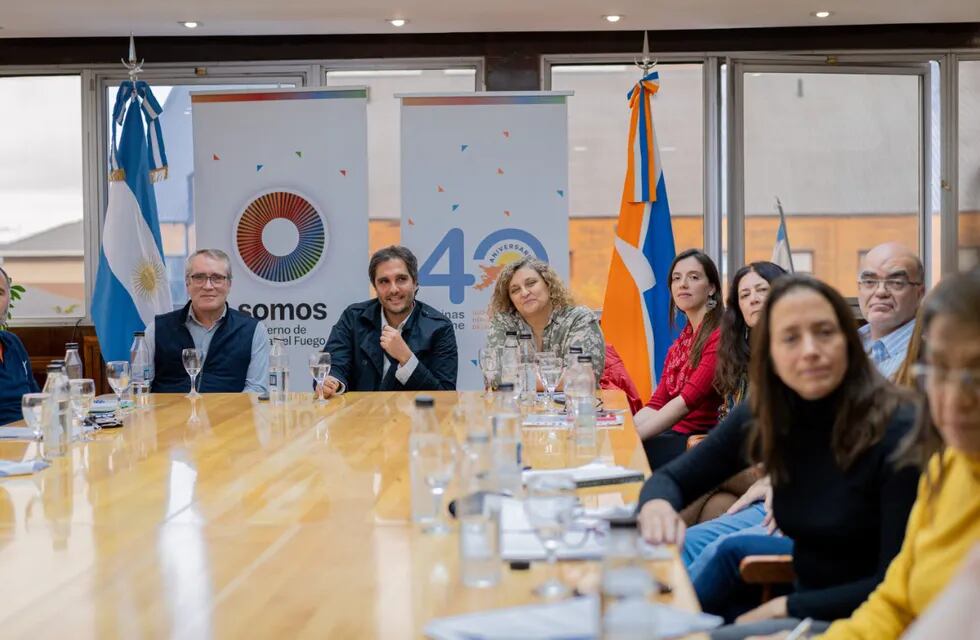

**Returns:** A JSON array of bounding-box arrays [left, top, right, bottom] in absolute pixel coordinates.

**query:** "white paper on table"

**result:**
[[522, 462, 644, 488], [423, 595, 722, 640], [0, 427, 37, 440], [522, 411, 625, 428], [498, 498, 671, 562], [0, 425, 93, 440], [0, 459, 50, 477]]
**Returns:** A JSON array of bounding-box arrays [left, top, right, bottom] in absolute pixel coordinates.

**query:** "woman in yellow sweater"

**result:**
[[750, 267, 980, 640]]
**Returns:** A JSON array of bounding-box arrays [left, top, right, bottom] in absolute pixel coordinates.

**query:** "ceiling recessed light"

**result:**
[[179, 21, 200, 28], [387, 18, 407, 27], [603, 15, 623, 23], [812, 11, 832, 18]]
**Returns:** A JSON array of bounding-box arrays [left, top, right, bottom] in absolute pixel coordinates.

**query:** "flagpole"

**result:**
[[775, 196, 795, 272]]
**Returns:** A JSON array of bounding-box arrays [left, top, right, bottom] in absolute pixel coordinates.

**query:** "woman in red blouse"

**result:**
[[635, 249, 724, 469]]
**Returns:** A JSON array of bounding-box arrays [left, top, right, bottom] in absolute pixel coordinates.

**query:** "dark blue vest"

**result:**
[[0, 330, 40, 425], [151, 303, 258, 393]]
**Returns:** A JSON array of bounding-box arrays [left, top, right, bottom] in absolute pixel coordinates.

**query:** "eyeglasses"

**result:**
[[857, 278, 921, 293], [911, 364, 980, 393], [187, 273, 230, 286]]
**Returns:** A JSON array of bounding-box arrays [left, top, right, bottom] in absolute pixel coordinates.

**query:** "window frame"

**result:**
[[541, 53, 722, 266], [4, 48, 980, 322], [321, 56, 485, 90], [92, 63, 312, 316], [543, 50, 972, 301], [0, 57, 484, 326], [952, 53, 980, 273], [0, 67, 88, 326], [728, 57, 939, 292]]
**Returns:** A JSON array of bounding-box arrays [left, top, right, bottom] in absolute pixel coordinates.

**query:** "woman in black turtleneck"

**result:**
[[637, 275, 920, 640]]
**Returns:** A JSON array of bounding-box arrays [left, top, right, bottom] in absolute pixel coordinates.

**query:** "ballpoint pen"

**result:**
[[785, 617, 813, 640]]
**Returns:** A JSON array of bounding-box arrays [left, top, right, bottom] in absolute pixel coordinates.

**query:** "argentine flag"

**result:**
[[92, 81, 172, 362], [771, 198, 795, 273]]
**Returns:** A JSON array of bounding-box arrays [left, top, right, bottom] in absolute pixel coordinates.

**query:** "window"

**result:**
[[550, 62, 704, 310], [721, 250, 812, 278], [740, 70, 924, 297], [0, 75, 84, 321], [791, 250, 814, 274], [324, 67, 479, 257], [103, 81, 297, 309], [959, 60, 980, 271]]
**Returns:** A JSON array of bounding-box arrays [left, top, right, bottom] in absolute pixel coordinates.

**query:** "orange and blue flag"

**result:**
[[601, 71, 678, 401]]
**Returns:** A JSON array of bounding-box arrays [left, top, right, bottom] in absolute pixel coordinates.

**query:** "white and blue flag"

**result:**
[[92, 81, 172, 362], [771, 197, 795, 273]]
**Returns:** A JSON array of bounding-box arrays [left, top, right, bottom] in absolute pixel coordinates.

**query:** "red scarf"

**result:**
[[659, 324, 695, 397]]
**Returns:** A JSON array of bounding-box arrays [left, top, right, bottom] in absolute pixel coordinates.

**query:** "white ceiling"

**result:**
[[0, 0, 978, 38]]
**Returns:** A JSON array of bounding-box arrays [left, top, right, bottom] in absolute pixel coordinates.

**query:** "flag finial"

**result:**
[[635, 31, 656, 74], [122, 33, 144, 82]]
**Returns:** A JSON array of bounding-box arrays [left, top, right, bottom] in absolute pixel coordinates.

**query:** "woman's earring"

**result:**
[[706, 297, 717, 311]]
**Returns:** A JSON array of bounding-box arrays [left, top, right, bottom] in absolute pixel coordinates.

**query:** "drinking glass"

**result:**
[[536, 353, 563, 408], [524, 473, 578, 598], [309, 351, 332, 405], [181, 348, 203, 399], [187, 395, 201, 425], [478, 348, 500, 396], [105, 361, 131, 422], [69, 378, 96, 437], [414, 434, 457, 534], [21, 393, 50, 462]]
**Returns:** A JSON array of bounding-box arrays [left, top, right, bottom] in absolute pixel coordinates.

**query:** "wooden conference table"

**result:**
[[0, 391, 702, 638]]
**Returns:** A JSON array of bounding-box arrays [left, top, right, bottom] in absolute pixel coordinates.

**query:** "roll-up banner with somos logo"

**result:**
[[191, 87, 369, 381], [399, 92, 571, 390]]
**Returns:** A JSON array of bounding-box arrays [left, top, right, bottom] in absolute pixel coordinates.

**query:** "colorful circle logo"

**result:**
[[234, 190, 327, 284]]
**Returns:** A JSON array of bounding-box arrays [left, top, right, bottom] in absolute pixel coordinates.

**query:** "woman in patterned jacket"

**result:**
[[486, 257, 605, 383]]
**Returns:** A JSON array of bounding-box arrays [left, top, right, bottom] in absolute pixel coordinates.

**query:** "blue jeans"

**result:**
[[683, 502, 767, 569], [693, 533, 795, 622]]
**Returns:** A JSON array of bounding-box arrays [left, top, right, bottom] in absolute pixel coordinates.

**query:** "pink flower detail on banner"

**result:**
[[504, 210, 511, 217], [503, 130, 510, 138], [497, 168, 504, 175], [212, 154, 220, 161], [408, 218, 415, 226], [437, 185, 445, 192], [340, 169, 347, 176]]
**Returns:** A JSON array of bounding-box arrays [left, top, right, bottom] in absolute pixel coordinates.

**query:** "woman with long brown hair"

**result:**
[[636, 275, 921, 639], [635, 249, 725, 469], [678, 261, 787, 571], [714, 261, 787, 419], [767, 268, 980, 640]]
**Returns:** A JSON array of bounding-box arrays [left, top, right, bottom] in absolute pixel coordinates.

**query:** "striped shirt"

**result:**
[[859, 318, 916, 381]]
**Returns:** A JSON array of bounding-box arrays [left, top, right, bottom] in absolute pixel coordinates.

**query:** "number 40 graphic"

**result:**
[[419, 228, 549, 303]]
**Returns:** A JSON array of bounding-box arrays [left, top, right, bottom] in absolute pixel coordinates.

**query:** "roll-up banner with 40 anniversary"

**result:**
[[400, 92, 572, 390], [191, 87, 369, 381]]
